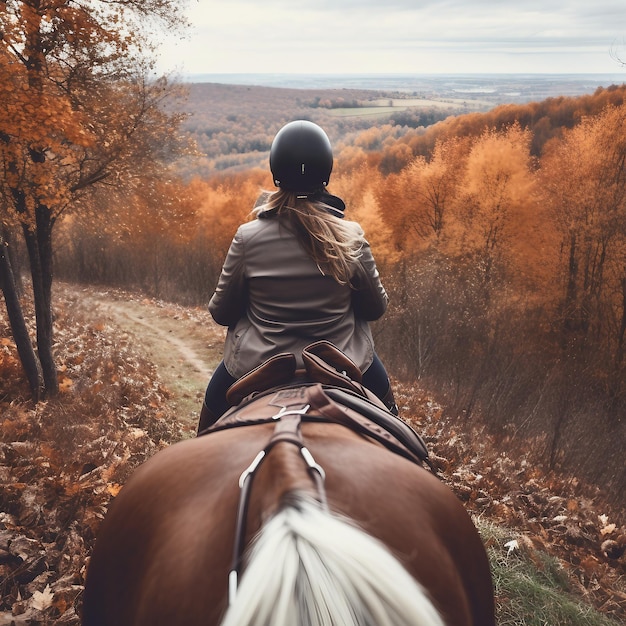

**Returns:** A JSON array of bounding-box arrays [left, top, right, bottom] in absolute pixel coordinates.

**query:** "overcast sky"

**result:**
[[157, 0, 626, 76]]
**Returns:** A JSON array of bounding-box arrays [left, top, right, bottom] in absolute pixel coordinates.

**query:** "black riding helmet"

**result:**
[[269, 120, 333, 194]]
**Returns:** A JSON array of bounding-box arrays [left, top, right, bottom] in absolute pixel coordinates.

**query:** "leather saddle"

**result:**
[[202, 341, 433, 471], [225, 340, 369, 406]]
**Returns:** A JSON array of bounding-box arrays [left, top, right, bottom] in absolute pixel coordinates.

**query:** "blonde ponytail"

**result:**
[[254, 190, 363, 285]]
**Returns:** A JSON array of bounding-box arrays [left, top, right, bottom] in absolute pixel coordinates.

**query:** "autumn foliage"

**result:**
[[51, 84, 626, 508], [0, 287, 187, 624], [0, 3, 625, 618], [0, 0, 190, 399]]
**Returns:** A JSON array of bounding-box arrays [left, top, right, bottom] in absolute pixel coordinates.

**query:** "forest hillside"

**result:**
[[176, 80, 626, 176], [175, 81, 475, 177], [0, 285, 624, 623], [3, 77, 626, 622], [53, 80, 626, 511]]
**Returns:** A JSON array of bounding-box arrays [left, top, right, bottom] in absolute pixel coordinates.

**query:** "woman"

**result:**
[[199, 120, 396, 432]]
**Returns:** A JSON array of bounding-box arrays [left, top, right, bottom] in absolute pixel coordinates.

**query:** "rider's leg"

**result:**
[[362, 353, 398, 415], [197, 360, 237, 434]]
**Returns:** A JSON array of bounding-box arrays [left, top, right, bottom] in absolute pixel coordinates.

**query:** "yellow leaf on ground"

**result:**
[[58, 377, 73, 392], [107, 483, 123, 497]]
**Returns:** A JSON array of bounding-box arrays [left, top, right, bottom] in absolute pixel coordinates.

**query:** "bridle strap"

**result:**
[[228, 405, 327, 605]]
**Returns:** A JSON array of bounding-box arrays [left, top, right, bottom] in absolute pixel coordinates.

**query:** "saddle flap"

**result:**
[[302, 341, 362, 382], [226, 353, 297, 406]]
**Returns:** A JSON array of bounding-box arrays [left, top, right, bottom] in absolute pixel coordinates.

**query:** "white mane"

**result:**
[[221, 497, 444, 626]]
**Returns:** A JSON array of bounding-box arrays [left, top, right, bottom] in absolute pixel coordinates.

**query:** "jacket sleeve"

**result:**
[[209, 228, 247, 326], [351, 240, 389, 321]]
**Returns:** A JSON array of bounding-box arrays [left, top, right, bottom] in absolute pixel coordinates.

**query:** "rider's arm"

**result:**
[[351, 240, 388, 321], [209, 228, 247, 326]]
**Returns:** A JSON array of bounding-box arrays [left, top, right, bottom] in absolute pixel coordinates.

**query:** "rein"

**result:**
[[228, 399, 327, 606], [209, 342, 435, 607]]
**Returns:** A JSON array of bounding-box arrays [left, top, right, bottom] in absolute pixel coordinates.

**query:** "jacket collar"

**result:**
[[258, 191, 346, 219], [312, 191, 346, 218]]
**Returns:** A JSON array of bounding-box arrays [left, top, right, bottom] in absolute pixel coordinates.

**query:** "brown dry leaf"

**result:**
[[600, 523, 616, 536], [579, 555, 601, 575]]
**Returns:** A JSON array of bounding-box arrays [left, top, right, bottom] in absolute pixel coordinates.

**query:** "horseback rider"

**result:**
[[199, 120, 397, 432]]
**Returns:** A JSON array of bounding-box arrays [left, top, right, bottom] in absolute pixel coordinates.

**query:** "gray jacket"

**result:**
[[209, 214, 388, 378]]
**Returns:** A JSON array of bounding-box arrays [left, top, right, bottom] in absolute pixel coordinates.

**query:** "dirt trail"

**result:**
[[66, 285, 226, 427]]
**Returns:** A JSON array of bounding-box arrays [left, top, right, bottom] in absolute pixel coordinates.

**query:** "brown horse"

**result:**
[[83, 383, 495, 626]]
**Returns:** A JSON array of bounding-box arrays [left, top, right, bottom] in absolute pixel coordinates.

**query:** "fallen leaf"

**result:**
[[600, 523, 616, 537], [58, 377, 73, 393], [30, 584, 54, 611], [504, 539, 519, 555], [106, 483, 122, 497]]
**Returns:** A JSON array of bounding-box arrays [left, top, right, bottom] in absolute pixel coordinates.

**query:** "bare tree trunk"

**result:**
[[563, 231, 578, 334], [608, 274, 626, 422], [22, 203, 58, 397], [0, 235, 43, 400], [2, 226, 25, 297], [617, 275, 626, 366]]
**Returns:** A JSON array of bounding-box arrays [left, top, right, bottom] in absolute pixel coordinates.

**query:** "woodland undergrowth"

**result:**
[[0, 294, 188, 624], [0, 289, 624, 624]]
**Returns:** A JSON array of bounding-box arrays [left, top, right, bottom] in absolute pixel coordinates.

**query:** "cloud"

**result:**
[[156, 1, 626, 75]]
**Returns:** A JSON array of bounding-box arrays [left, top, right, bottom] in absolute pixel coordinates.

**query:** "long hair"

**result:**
[[254, 189, 363, 286], [220, 496, 444, 626]]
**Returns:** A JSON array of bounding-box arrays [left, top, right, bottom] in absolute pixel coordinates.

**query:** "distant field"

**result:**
[[326, 96, 491, 118], [367, 97, 489, 108], [328, 106, 403, 118], [327, 96, 491, 118]]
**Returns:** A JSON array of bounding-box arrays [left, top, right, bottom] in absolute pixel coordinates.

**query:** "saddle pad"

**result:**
[[323, 387, 430, 464]]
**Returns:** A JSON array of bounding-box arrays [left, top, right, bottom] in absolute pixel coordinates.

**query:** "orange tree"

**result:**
[[538, 104, 626, 413], [0, 0, 190, 400]]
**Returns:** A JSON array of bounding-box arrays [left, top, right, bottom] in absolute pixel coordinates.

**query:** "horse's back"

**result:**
[[297, 423, 494, 625], [83, 422, 494, 626]]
